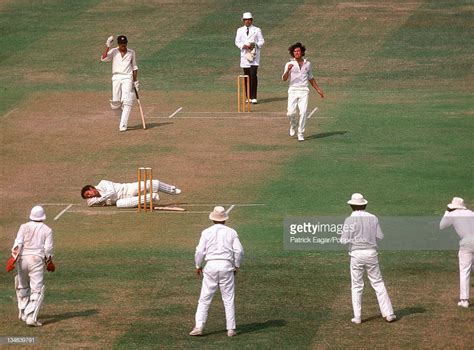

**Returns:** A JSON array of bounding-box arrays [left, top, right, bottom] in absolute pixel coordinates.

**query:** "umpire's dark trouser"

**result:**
[[243, 66, 258, 100]]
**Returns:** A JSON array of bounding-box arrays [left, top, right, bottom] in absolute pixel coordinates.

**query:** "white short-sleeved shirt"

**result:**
[[101, 48, 138, 77], [282, 58, 314, 90]]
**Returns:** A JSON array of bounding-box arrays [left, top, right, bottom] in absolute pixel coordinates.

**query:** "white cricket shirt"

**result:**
[[101, 48, 138, 76], [195, 224, 244, 268]]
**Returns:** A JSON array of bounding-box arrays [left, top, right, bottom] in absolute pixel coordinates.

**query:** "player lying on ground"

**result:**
[[81, 179, 181, 208]]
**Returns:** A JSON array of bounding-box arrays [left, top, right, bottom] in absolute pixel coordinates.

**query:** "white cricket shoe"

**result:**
[[26, 317, 42, 327], [227, 329, 237, 337], [189, 328, 203, 336], [297, 134, 305, 142], [351, 317, 361, 324], [458, 300, 469, 308], [173, 187, 182, 195], [289, 126, 296, 137], [251, 99, 258, 104], [386, 314, 397, 322]]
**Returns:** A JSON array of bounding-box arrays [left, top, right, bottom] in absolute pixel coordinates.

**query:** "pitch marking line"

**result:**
[[3, 108, 18, 119], [150, 115, 333, 119], [53, 204, 73, 221], [144, 106, 155, 117], [225, 205, 235, 214], [307, 107, 318, 119], [168, 107, 183, 118]]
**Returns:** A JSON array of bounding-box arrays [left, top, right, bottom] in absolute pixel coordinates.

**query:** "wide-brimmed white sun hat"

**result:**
[[447, 197, 466, 210], [347, 193, 368, 206], [29, 205, 46, 221], [209, 206, 229, 222], [242, 12, 253, 20]]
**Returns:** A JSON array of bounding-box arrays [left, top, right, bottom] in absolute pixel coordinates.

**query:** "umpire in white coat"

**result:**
[[6, 206, 55, 327], [341, 193, 396, 324], [439, 197, 474, 308], [235, 12, 265, 104], [189, 206, 244, 337]]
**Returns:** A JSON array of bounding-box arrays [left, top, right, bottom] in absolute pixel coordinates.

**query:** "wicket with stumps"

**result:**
[[137, 167, 153, 212], [237, 74, 250, 112]]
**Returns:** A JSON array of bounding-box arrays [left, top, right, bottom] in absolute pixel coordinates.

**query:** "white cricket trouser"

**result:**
[[111, 74, 134, 130], [115, 180, 178, 208], [287, 87, 310, 135], [459, 248, 473, 300], [349, 249, 394, 318], [16, 255, 45, 318], [195, 260, 236, 330]]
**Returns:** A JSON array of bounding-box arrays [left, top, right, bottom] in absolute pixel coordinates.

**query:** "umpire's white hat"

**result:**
[[209, 206, 229, 222], [347, 193, 368, 206], [447, 197, 466, 210], [30, 205, 46, 221], [242, 12, 253, 20]]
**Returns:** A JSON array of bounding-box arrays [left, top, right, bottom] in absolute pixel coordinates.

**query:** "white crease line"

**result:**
[[225, 205, 235, 214], [3, 108, 18, 118], [168, 107, 183, 118], [144, 106, 155, 117], [41, 203, 78, 206], [307, 107, 318, 119], [54, 204, 73, 221], [149, 115, 333, 119], [69, 209, 209, 214]]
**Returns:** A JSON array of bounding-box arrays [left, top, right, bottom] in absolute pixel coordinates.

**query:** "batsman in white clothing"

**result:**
[[6, 206, 55, 327], [282, 42, 324, 142], [341, 193, 396, 324], [439, 197, 474, 308], [101, 35, 139, 132], [189, 206, 244, 337], [81, 179, 181, 208]]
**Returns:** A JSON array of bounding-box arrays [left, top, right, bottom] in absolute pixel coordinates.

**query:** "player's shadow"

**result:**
[[305, 131, 348, 140], [40, 308, 99, 325], [362, 306, 425, 323], [202, 319, 286, 336], [127, 121, 173, 130]]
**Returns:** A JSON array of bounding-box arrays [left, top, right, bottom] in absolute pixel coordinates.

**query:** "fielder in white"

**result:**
[[439, 197, 474, 308], [341, 193, 396, 324], [235, 12, 265, 104], [81, 179, 181, 207], [282, 42, 324, 142], [189, 206, 244, 337], [6, 206, 55, 327], [101, 35, 139, 132]]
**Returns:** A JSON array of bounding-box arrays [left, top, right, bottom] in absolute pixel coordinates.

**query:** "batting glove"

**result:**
[[106, 35, 114, 48], [6, 256, 16, 272], [134, 80, 140, 92]]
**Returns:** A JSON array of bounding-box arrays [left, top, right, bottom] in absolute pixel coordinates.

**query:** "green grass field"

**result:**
[[1, 0, 473, 348]]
